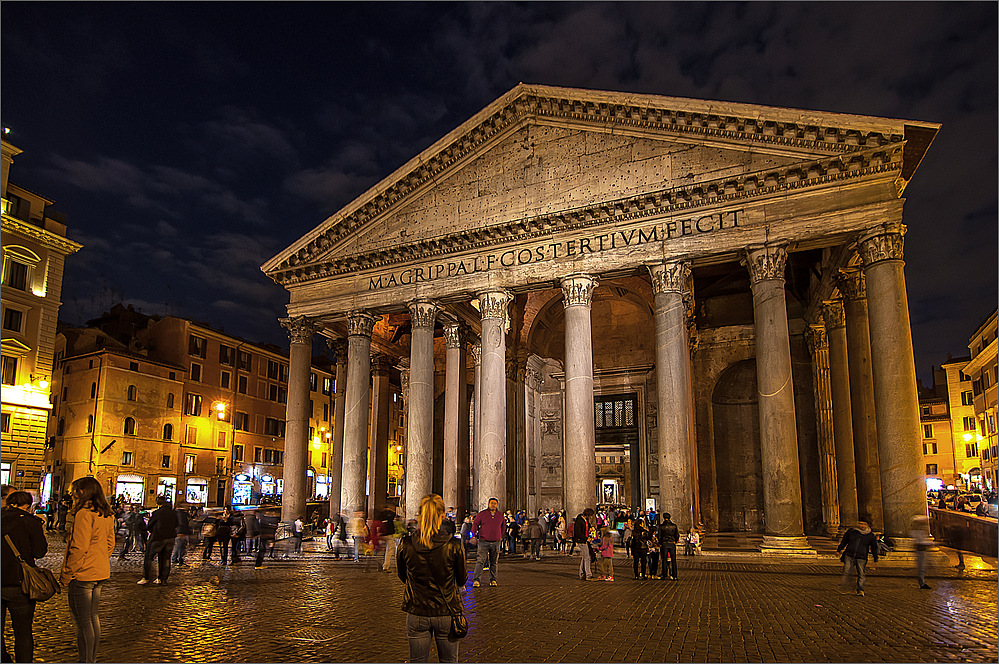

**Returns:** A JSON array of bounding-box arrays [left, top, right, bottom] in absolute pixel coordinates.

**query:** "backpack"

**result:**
[[572, 515, 588, 543]]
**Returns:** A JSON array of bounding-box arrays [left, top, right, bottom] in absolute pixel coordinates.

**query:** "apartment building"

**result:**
[[1, 137, 82, 492], [966, 310, 998, 491]]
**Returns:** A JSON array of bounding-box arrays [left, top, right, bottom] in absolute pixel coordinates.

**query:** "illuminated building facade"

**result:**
[[1, 137, 82, 493], [966, 310, 998, 491], [45, 306, 405, 508]]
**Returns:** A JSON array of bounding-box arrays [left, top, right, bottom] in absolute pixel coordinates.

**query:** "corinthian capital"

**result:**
[[560, 274, 597, 307], [478, 290, 512, 320], [805, 324, 828, 356], [820, 300, 846, 329], [836, 268, 866, 301], [743, 245, 788, 284], [279, 316, 321, 345], [346, 311, 377, 338], [858, 222, 905, 267], [327, 337, 349, 364], [469, 344, 481, 366], [407, 300, 440, 329], [647, 260, 690, 295], [443, 322, 466, 349]]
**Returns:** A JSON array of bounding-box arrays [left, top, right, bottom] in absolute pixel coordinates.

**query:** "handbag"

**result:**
[[421, 545, 468, 639], [3, 534, 61, 602]]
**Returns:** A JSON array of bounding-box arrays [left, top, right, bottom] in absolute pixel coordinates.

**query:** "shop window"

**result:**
[[163, 423, 173, 441], [124, 417, 136, 435]]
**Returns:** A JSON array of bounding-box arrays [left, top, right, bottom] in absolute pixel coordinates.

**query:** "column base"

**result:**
[[758, 535, 816, 556]]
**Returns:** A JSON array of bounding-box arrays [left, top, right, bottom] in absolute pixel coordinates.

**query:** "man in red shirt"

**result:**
[[471, 497, 504, 587]]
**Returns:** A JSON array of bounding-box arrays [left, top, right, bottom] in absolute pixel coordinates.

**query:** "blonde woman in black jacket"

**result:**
[[397, 494, 466, 663]]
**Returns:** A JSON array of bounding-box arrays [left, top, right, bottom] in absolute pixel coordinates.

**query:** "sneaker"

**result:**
[[605, 576, 614, 582], [152, 579, 162, 585], [856, 590, 865, 596], [136, 578, 149, 585], [489, 580, 498, 587], [472, 580, 480, 587], [920, 583, 932, 590]]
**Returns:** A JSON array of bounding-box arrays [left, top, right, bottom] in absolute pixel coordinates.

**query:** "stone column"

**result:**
[[837, 268, 884, 530], [278, 316, 320, 525], [821, 300, 859, 529], [404, 300, 439, 520], [368, 355, 392, 518], [859, 223, 927, 539], [806, 324, 841, 536], [744, 245, 812, 553], [647, 261, 695, 534], [477, 290, 511, 512], [470, 345, 482, 511], [327, 338, 348, 522], [398, 365, 410, 517], [443, 323, 470, 519], [342, 312, 376, 515], [561, 274, 598, 519]]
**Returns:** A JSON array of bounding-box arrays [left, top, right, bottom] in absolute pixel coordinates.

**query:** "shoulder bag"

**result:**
[[420, 542, 468, 639], [3, 534, 61, 602]]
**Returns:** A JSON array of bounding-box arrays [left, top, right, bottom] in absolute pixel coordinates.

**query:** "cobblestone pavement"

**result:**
[[7, 533, 997, 663]]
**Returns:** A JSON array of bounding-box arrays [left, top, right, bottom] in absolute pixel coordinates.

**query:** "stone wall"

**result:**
[[929, 508, 998, 557]]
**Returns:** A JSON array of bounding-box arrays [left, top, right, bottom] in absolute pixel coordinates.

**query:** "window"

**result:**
[[169, 371, 176, 380], [220, 371, 231, 390], [185, 393, 203, 416], [594, 396, 636, 429], [122, 451, 133, 466], [279, 364, 288, 383], [129, 361, 139, 372], [322, 376, 331, 395], [91, 382, 97, 399], [960, 370, 972, 382], [321, 452, 327, 468], [163, 423, 173, 440], [323, 403, 329, 421], [310, 373, 318, 391], [269, 384, 287, 402], [217, 431, 226, 448], [87, 415, 94, 433], [190, 363, 202, 382], [2, 308, 23, 333], [188, 335, 207, 358], [267, 360, 280, 380], [219, 344, 235, 366], [922, 442, 938, 455], [1, 412, 10, 433], [238, 350, 252, 372], [925, 464, 937, 475], [263, 449, 284, 465], [127, 385, 137, 401], [161, 454, 171, 468], [966, 443, 978, 458], [964, 416, 977, 431], [237, 375, 247, 395], [56, 418, 65, 436], [186, 425, 197, 445], [233, 444, 244, 462], [921, 405, 930, 416], [234, 411, 249, 431], [2, 258, 29, 290], [166, 393, 175, 409], [185, 453, 196, 473], [254, 447, 262, 463], [216, 458, 225, 475], [264, 418, 285, 437], [923, 424, 933, 439], [124, 417, 136, 435], [1, 355, 17, 385]]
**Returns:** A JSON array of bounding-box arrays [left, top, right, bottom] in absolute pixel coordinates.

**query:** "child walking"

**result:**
[[597, 527, 614, 581]]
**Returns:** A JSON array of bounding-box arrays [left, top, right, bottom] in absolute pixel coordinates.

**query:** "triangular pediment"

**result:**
[[263, 84, 938, 283]]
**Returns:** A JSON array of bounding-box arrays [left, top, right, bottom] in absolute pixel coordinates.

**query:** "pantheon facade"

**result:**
[[263, 85, 939, 552]]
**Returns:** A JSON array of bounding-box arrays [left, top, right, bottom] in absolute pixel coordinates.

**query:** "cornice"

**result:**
[[270, 142, 904, 287], [2, 215, 83, 255]]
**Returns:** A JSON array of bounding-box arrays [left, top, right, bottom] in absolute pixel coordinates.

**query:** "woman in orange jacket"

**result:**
[[60, 477, 116, 663]]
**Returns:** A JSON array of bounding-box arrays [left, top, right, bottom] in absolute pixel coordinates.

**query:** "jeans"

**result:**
[[352, 536, 364, 562], [579, 544, 593, 579], [633, 550, 647, 578], [171, 534, 188, 564], [143, 538, 175, 582], [531, 539, 542, 559], [383, 535, 398, 571], [67, 579, 105, 663], [1, 586, 35, 663], [406, 613, 459, 663], [230, 537, 243, 563], [217, 536, 231, 564], [915, 549, 927, 585], [841, 556, 867, 592], [473, 540, 500, 584], [661, 543, 677, 578]]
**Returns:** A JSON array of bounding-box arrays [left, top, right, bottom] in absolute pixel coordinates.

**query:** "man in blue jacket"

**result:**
[[837, 518, 879, 596]]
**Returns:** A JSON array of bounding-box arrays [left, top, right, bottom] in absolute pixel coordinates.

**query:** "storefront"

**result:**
[[260, 474, 276, 498], [115, 474, 145, 505], [233, 474, 253, 506], [314, 473, 331, 500], [157, 477, 176, 503], [185, 477, 208, 505]]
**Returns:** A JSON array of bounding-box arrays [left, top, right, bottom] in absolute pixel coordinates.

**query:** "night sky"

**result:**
[[2, 3, 995, 381]]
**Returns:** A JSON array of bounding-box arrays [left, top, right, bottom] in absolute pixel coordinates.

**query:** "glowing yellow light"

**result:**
[[963, 433, 974, 442], [395, 445, 403, 452], [215, 402, 226, 419], [311, 438, 321, 450]]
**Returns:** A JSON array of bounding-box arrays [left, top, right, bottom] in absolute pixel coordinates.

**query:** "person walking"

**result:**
[[291, 515, 305, 555], [397, 494, 466, 663], [525, 518, 543, 561], [657, 512, 680, 580], [2, 491, 48, 663], [911, 515, 932, 590], [60, 477, 116, 663], [254, 511, 279, 569], [382, 506, 402, 573], [171, 505, 192, 566], [138, 496, 177, 585], [229, 511, 246, 564], [471, 498, 504, 588], [573, 508, 595, 580], [837, 518, 879, 596], [348, 509, 369, 563]]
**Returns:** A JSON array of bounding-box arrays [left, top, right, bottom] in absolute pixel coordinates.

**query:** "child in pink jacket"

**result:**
[[597, 527, 614, 581]]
